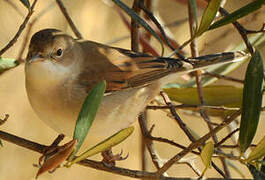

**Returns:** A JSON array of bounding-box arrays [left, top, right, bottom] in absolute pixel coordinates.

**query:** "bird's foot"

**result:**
[[101, 149, 129, 166]]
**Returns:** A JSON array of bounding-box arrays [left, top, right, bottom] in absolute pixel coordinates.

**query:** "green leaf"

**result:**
[[112, 0, 164, 55], [246, 136, 265, 163], [195, 0, 222, 36], [210, 0, 265, 30], [164, 85, 242, 106], [72, 81, 106, 157], [248, 164, 265, 180], [201, 141, 214, 175], [239, 50, 264, 153], [0, 57, 19, 74], [67, 126, 134, 166], [0, 140, 3, 147], [164, 85, 242, 116], [19, 0, 31, 9]]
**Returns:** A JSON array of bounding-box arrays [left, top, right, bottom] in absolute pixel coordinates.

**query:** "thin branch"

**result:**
[[138, 112, 168, 176], [245, 23, 265, 34], [17, 2, 56, 61], [147, 104, 239, 111], [116, 8, 160, 56], [0, 130, 206, 180], [218, 7, 254, 55], [144, 124, 201, 155], [156, 110, 241, 176], [203, 72, 244, 84], [0, 130, 46, 154], [188, 0, 228, 176], [0, 114, 9, 126], [215, 128, 239, 148], [55, 0, 82, 39], [131, 0, 141, 52], [219, 144, 256, 149], [0, 0, 38, 56], [160, 91, 195, 142], [160, 91, 226, 178]]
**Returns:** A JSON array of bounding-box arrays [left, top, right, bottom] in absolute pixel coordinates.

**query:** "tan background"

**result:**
[[0, 0, 265, 179]]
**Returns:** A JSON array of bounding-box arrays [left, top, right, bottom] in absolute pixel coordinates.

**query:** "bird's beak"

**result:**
[[27, 54, 45, 64]]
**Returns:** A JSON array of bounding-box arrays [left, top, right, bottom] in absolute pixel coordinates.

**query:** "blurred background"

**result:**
[[0, 0, 265, 179]]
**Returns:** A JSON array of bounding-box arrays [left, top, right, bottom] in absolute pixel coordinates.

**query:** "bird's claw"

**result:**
[[101, 149, 129, 166]]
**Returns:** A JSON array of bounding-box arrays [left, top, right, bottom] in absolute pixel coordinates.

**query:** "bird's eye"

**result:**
[[56, 48, 63, 57]]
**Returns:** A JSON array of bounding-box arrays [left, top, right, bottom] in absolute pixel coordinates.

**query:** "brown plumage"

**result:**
[[25, 29, 247, 140]]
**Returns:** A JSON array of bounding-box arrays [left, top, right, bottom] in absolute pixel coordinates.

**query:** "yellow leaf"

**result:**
[[67, 126, 134, 166], [246, 136, 265, 163], [164, 85, 242, 106], [201, 141, 214, 175]]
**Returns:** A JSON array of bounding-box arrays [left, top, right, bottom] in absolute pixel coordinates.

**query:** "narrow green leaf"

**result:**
[[67, 126, 134, 166], [210, 0, 265, 30], [239, 50, 264, 153], [0, 57, 19, 74], [112, 0, 164, 55], [19, 0, 31, 9], [72, 81, 106, 156], [246, 136, 265, 163], [0, 140, 3, 147], [248, 164, 265, 180], [196, 0, 222, 36]]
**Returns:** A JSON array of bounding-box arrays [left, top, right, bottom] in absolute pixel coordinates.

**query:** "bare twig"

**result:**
[[138, 112, 168, 176], [156, 110, 241, 176], [131, 0, 141, 52], [0, 0, 38, 56], [218, 7, 254, 55], [17, 2, 56, 61], [160, 91, 226, 177], [116, 7, 159, 56], [55, 0, 82, 39], [160, 91, 195, 142], [138, 1, 185, 59], [203, 72, 244, 84], [215, 128, 239, 148], [188, 1, 229, 176], [0, 130, 46, 154], [245, 23, 265, 34], [0, 114, 9, 126], [147, 104, 239, 111], [219, 144, 256, 149], [0, 129, 216, 180]]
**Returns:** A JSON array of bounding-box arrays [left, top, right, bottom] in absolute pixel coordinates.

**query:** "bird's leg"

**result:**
[[101, 148, 129, 166]]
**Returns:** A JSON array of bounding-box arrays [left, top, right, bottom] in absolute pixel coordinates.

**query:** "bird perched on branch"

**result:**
[[25, 29, 246, 143]]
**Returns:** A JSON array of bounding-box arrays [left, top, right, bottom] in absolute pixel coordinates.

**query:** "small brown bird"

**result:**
[[25, 29, 246, 141]]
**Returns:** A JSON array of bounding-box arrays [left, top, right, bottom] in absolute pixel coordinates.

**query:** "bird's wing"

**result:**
[[77, 40, 247, 93]]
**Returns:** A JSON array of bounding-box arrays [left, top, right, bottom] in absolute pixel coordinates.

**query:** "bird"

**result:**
[[25, 28, 246, 143]]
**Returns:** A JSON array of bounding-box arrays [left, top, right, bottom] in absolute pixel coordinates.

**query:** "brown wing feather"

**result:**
[[77, 40, 183, 93], [76, 40, 244, 93]]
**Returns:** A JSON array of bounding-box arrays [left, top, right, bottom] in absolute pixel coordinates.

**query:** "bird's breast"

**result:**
[[25, 63, 161, 142]]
